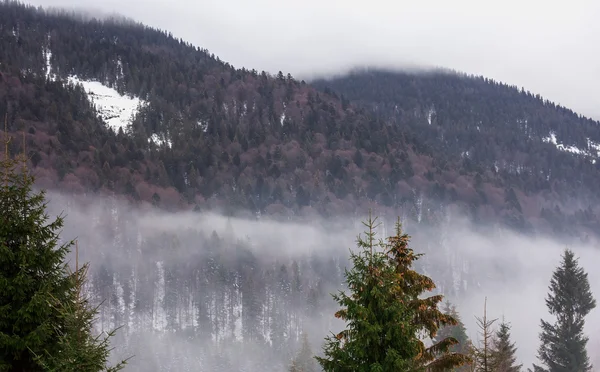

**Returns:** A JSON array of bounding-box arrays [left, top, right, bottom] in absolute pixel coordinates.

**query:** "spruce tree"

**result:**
[[384, 220, 472, 371], [316, 215, 471, 371], [490, 319, 521, 372], [289, 332, 317, 372], [434, 301, 473, 371], [0, 127, 126, 371], [434, 301, 470, 355], [532, 248, 596, 372], [33, 243, 129, 372]]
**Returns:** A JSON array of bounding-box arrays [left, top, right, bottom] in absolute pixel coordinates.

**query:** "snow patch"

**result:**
[[198, 119, 208, 133], [427, 107, 436, 125], [116, 57, 124, 80], [149, 133, 173, 148], [44, 47, 52, 79], [43, 36, 56, 81], [587, 138, 600, 157], [280, 109, 286, 126], [542, 132, 600, 165], [543, 132, 583, 154], [67, 75, 145, 133]]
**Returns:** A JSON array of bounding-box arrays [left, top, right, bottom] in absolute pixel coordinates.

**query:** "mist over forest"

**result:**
[[42, 190, 600, 371]]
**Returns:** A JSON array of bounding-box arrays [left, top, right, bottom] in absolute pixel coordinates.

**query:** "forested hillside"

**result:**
[[1, 0, 599, 239], [312, 69, 600, 237]]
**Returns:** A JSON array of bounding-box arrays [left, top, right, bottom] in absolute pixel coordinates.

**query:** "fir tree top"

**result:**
[[532, 248, 596, 372], [491, 319, 522, 372], [0, 120, 127, 371], [316, 214, 472, 372]]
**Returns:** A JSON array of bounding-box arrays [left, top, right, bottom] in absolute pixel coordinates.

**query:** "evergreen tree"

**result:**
[[490, 319, 521, 372], [384, 220, 472, 371], [434, 301, 473, 371], [435, 301, 470, 355], [289, 332, 318, 372], [463, 340, 478, 372], [0, 130, 126, 371], [474, 298, 497, 372], [0, 133, 73, 370], [33, 243, 129, 372], [316, 214, 471, 371], [531, 248, 596, 372]]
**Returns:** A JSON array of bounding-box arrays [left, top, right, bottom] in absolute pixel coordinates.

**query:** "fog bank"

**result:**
[[44, 191, 600, 370]]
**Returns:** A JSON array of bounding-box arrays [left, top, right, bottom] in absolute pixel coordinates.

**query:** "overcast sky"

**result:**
[[27, 0, 600, 120]]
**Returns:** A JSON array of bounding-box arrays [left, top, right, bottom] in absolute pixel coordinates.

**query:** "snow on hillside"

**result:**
[[43, 35, 56, 81], [149, 133, 173, 148], [427, 106, 436, 125], [543, 131, 600, 163], [67, 76, 145, 133], [587, 138, 600, 157], [43, 46, 52, 80], [543, 132, 584, 154], [42, 42, 146, 134]]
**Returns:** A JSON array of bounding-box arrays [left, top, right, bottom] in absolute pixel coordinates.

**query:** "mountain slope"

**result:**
[[1, 1, 599, 238], [0, 2, 466, 220], [312, 68, 600, 237]]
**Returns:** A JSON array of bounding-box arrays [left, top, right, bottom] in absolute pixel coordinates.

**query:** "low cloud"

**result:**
[[43, 190, 600, 370]]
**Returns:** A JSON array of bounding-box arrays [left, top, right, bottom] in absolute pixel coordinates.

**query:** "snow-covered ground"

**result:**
[[543, 132, 584, 155], [149, 133, 173, 148], [67, 76, 145, 134], [543, 131, 600, 163], [42, 38, 147, 135], [427, 106, 436, 125]]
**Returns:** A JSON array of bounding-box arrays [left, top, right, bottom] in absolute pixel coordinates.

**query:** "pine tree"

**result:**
[[490, 319, 521, 372], [0, 124, 126, 371], [434, 301, 473, 371], [289, 332, 317, 372], [316, 214, 471, 371], [531, 248, 596, 372]]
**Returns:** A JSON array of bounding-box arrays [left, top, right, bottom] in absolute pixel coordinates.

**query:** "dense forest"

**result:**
[[311, 69, 600, 237], [1, 1, 600, 240]]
